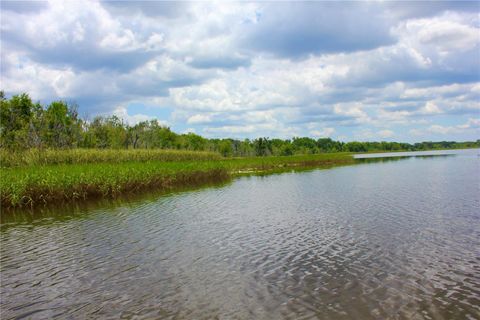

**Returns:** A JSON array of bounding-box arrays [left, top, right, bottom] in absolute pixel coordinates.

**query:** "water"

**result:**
[[353, 149, 465, 159], [1, 149, 479, 319]]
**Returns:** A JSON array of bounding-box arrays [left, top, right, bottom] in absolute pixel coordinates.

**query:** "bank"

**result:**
[[0, 153, 354, 209]]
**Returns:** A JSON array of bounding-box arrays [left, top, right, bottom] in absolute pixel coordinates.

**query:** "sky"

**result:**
[[1, 0, 479, 142]]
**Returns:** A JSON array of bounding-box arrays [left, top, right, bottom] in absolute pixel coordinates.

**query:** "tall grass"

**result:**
[[0, 152, 355, 208], [224, 153, 354, 172], [1, 161, 229, 207], [0, 148, 222, 167]]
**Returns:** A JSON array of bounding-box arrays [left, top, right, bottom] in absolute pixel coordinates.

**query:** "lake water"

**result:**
[[1, 149, 479, 319]]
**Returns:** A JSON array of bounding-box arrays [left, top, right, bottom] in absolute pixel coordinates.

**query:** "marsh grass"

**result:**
[[224, 153, 354, 172], [1, 161, 229, 207], [0, 148, 221, 167], [0, 152, 354, 208]]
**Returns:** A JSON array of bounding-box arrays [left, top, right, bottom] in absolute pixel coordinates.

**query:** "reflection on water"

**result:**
[[1, 149, 479, 319], [0, 180, 234, 227], [354, 154, 455, 164], [353, 149, 470, 159]]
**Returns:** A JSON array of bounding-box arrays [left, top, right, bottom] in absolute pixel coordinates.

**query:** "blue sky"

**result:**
[[1, 0, 479, 142]]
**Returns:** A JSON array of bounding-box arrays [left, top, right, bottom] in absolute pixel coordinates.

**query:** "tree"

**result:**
[[238, 139, 255, 157], [317, 138, 339, 152], [253, 138, 271, 156], [2, 91, 479, 154], [0, 93, 34, 149], [218, 139, 233, 157], [182, 132, 207, 151], [343, 141, 367, 152], [127, 121, 148, 149], [43, 101, 82, 148], [292, 137, 318, 154]]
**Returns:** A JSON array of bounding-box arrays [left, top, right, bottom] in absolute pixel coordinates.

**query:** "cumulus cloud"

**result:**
[[419, 101, 442, 115], [188, 54, 251, 70], [1, 1, 479, 142], [353, 129, 397, 141], [458, 118, 480, 129], [100, 1, 187, 18], [1, 1, 159, 72], [378, 130, 395, 138], [410, 118, 480, 137], [0, 0, 48, 14], [112, 106, 161, 125], [310, 128, 336, 138], [187, 114, 213, 125], [385, 1, 479, 19], [241, 2, 396, 58]]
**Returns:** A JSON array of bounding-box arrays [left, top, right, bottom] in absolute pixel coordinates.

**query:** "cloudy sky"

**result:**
[[1, 1, 479, 142]]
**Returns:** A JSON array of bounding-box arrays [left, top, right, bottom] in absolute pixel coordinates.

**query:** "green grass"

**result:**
[[0, 148, 221, 167], [0, 152, 354, 208]]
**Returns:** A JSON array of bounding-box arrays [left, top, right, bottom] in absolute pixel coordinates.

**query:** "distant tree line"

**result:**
[[1, 92, 478, 156]]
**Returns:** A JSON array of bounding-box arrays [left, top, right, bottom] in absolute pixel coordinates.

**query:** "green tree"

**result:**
[[218, 139, 233, 157], [0, 93, 34, 149], [253, 138, 271, 156], [42, 101, 83, 148], [182, 132, 207, 151], [292, 137, 318, 154]]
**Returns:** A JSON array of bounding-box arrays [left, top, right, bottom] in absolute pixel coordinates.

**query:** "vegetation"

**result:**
[[0, 153, 354, 208], [1, 92, 478, 156], [1, 91, 477, 208], [1, 161, 228, 208], [0, 149, 220, 167]]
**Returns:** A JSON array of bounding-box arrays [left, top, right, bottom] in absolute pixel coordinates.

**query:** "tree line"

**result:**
[[1, 92, 478, 156]]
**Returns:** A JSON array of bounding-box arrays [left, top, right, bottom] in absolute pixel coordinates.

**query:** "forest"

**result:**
[[1, 92, 478, 156]]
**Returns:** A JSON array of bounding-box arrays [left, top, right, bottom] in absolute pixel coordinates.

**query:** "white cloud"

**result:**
[[183, 128, 196, 134], [402, 83, 474, 99], [204, 125, 258, 134], [353, 129, 395, 141], [1, 1, 479, 141], [457, 118, 480, 130], [378, 130, 395, 138], [419, 101, 442, 115], [310, 128, 335, 138], [428, 124, 461, 135], [409, 128, 424, 137], [187, 114, 213, 124], [409, 16, 478, 53], [113, 106, 167, 126], [410, 118, 480, 136]]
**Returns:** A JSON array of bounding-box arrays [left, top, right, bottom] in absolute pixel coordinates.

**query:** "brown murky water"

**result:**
[[1, 149, 479, 319]]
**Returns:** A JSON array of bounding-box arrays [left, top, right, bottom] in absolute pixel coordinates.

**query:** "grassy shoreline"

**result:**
[[0, 152, 354, 209]]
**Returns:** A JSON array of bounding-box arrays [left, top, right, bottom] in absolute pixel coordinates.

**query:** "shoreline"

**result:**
[[0, 153, 355, 209], [2, 148, 473, 210]]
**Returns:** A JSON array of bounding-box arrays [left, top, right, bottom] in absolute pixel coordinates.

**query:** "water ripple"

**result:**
[[1, 151, 480, 319]]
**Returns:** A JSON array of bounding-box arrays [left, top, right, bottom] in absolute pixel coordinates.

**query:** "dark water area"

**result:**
[[1, 149, 479, 319]]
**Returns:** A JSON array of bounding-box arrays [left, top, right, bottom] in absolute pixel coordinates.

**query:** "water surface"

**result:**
[[354, 149, 464, 159], [1, 149, 479, 319]]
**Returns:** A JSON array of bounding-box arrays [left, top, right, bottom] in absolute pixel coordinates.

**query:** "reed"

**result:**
[[0, 148, 221, 167], [0, 152, 354, 208], [1, 161, 229, 207]]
